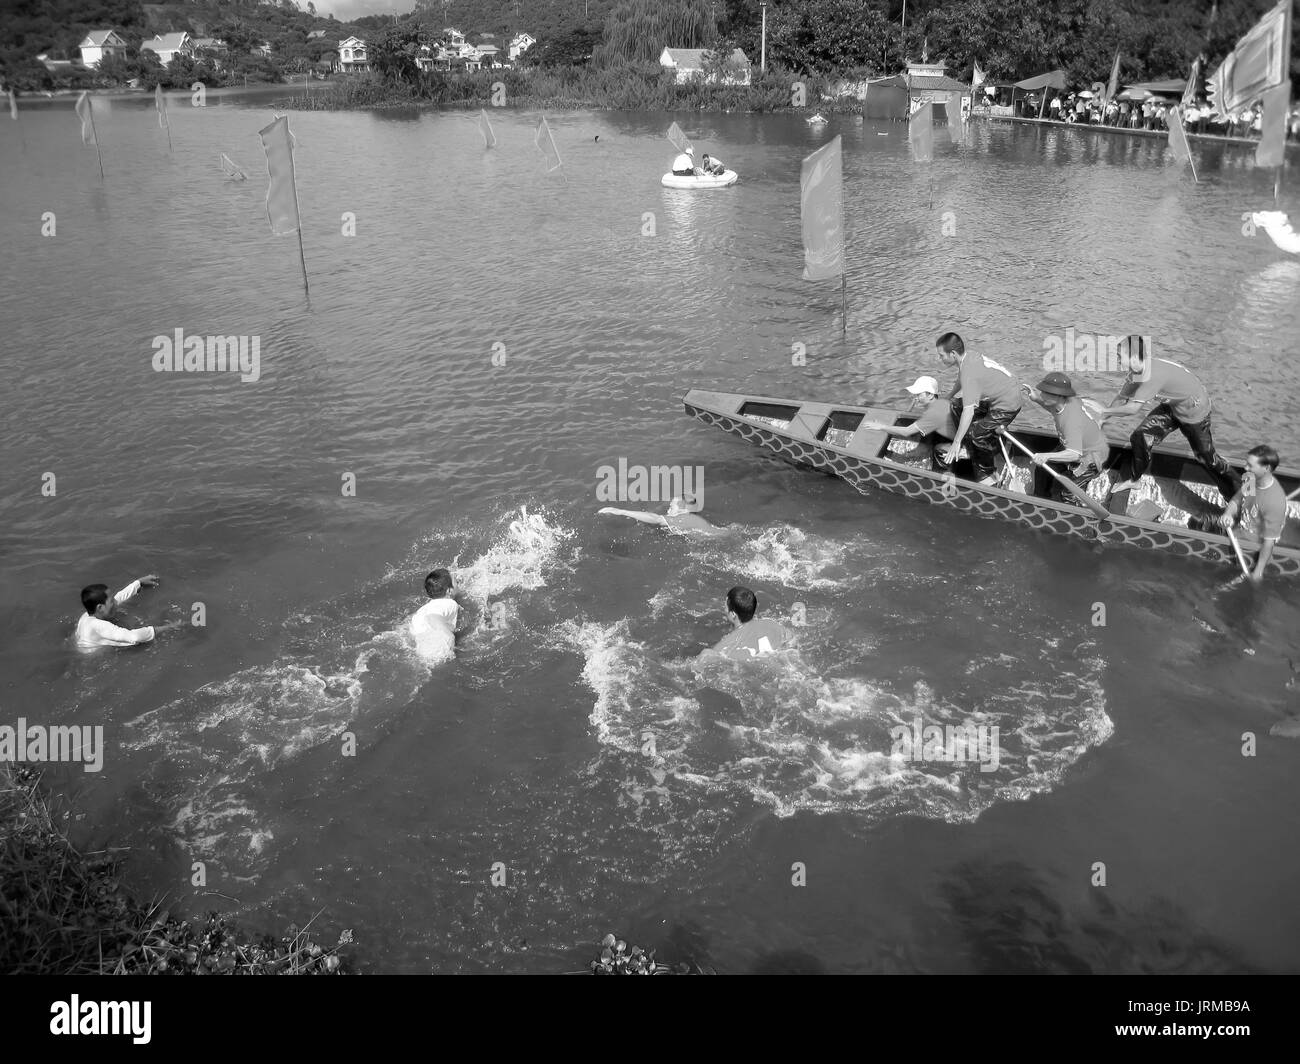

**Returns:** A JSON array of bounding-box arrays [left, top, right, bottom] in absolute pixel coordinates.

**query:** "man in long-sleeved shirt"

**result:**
[[75, 575, 180, 649]]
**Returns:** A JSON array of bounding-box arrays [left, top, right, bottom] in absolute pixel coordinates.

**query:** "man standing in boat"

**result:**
[[862, 375, 956, 470], [1022, 372, 1110, 502], [1096, 336, 1239, 502], [935, 332, 1023, 486]]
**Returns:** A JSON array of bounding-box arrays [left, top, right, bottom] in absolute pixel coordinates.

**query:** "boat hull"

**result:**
[[661, 170, 739, 189], [683, 389, 1300, 578]]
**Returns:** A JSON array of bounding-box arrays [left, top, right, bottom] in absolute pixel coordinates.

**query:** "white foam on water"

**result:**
[[557, 617, 1113, 825], [123, 506, 577, 869], [686, 523, 860, 591]]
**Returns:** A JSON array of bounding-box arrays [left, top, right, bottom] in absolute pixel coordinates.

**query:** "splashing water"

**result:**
[[122, 506, 577, 867], [557, 617, 1112, 823]]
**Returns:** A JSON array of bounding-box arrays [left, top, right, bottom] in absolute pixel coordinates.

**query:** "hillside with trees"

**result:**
[[2, 0, 1295, 97]]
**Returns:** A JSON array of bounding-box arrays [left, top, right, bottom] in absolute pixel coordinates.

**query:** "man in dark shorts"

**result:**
[[1023, 372, 1110, 502], [934, 332, 1022, 485], [1097, 336, 1239, 502]]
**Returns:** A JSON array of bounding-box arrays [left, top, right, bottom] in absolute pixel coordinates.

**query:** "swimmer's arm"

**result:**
[[113, 575, 159, 604], [597, 507, 668, 527]]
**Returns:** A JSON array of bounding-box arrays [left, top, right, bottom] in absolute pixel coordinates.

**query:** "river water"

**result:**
[[2, 93, 1299, 973]]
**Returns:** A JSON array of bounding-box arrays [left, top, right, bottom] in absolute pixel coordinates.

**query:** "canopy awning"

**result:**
[[1122, 78, 1186, 96], [1014, 69, 1067, 91]]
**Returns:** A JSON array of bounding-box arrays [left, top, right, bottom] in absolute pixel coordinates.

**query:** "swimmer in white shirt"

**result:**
[[598, 496, 726, 536], [409, 568, 462, 660], [75, 575, 182, 650]]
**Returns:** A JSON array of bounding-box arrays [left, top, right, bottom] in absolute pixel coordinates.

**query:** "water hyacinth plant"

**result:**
[[0, 765, 352, 975], [589, 932, 713, 974]]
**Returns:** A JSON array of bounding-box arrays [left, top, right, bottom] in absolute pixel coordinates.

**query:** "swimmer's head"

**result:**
[[726, 585, 758, 624], [668, 495, 701, 516], [81, 584, 114, 618], [423, 568, 454, 598]]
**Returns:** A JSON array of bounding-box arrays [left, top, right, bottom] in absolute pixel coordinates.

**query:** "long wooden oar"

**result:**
[[1225, 524, 1252, 578], [998, 429, 1111, 521]]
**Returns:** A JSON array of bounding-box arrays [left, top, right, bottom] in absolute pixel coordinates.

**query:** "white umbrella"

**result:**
[[1077, 90, 1095, 98]]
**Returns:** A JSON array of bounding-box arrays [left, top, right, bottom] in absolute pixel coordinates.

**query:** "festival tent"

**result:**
[[1012, 69, 1068, 117], [1122, 79, 1187, 97]]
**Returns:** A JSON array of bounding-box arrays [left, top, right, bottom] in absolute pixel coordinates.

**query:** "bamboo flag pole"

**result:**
[[90, 105, 104, 180]]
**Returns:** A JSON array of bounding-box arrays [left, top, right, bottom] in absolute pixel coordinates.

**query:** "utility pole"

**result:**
[[760, 1, 767, 73]]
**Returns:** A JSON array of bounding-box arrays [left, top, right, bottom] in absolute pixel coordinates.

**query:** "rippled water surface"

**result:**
[[2, 94, 1299, 973]]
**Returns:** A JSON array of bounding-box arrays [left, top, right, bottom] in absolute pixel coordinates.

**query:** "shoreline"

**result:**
[[979, 111, 1298, 151]]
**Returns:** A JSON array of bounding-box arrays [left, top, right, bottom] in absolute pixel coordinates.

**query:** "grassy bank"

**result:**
[[273, 65, 863, 114], [0, 765, 352, 975]]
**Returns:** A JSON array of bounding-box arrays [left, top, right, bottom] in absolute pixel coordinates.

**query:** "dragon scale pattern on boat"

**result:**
[[687, 404, 1300, 578]]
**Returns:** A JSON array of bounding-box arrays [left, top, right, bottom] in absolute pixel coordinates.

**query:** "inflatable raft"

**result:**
[[661, 169, 739, 189]]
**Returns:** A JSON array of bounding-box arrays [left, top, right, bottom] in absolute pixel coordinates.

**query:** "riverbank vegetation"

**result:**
[[0, 765, 352, 975], [272, 64, 854, 114]]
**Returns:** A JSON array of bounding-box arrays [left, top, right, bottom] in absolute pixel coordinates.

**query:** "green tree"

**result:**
[[369, 23, 428, 83], [594, 0, 716, 66]]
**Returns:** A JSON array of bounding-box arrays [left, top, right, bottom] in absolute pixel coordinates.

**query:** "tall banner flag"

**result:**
[[1166, 105, 1198, 182], [535, 115, 562, 174], [258, 114, 309, 293], [800, 134, 843, 280], [1182, 57, 1200, 107], [155, 83, 172, 153], [1207, 0, 1290, 118], [477, 108, 496, 148], [1255, 79, 1291, 169], [972, 62, 986, 92], [909, 101, 934, 162], [75, 91, 96, 145], [75, 92, 103, 179], [8, 87, 16, 120], [1104, 51, 1121, 104], [666, 120, 693, 155], [946, 91, 967, 146], [220, 153, 248, 181]]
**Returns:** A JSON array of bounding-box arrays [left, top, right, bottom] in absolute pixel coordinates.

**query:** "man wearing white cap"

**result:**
[[863, 376, 957, 470], [671, 148, 696, 176]]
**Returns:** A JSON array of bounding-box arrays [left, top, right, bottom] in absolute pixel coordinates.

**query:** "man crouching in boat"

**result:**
[[934, 332, 1023, 486], [699, 586, 791, 661], [699, 153, 726, 176], [599, 496, 725, 536], [862, 375, 955, 471], [1192, 445, 1289, 585], [1023, 372, 1110, 502], [671, 148, 696, 176]]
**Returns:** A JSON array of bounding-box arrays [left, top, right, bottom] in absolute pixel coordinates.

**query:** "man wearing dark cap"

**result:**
[[1024, 371, 1111, 502]]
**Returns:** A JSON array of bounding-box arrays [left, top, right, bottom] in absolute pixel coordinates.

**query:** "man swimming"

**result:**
[[699, 586, 791, 661], [409, 568, 462, 659], [598, 496, 725, 536], [75, 574, 182, 650]]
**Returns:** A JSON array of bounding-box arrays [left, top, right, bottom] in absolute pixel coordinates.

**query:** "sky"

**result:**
[[320, 0, 412, 21]]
